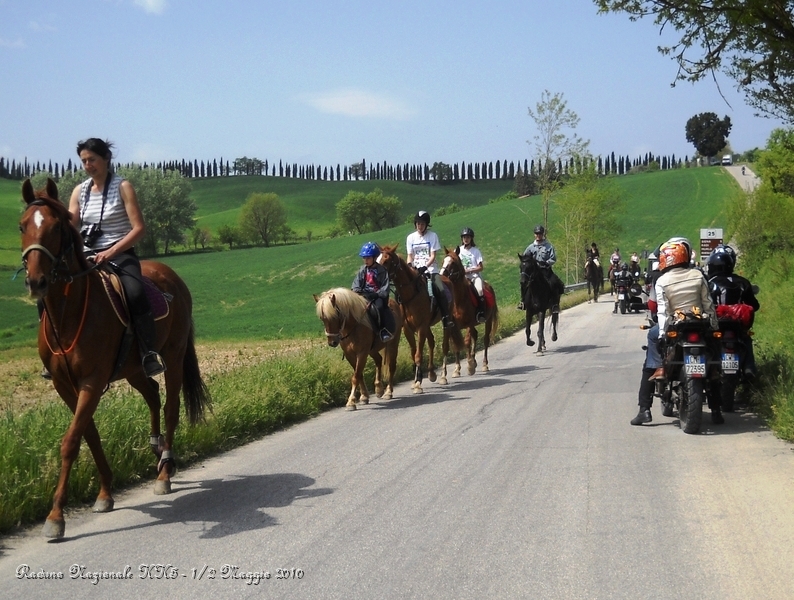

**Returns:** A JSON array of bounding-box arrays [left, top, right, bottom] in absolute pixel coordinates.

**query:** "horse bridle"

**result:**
[[324, 307, 351, 342], [381, 253, 422, 305], [19, 199, 95, 284]]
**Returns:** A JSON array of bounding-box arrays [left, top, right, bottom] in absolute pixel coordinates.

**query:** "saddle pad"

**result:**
[[467, 283, 496, 310], [100, 272, 170, 327]]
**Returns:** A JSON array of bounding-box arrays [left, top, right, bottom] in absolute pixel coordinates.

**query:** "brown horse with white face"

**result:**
[[439, 248, 500, 383], [314, 287, 402, 408], [19, 178, 210, 539], [377, 245, 463, 393]]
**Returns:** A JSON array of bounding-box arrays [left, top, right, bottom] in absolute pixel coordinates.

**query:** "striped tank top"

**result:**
[[78, 174, 132, 251]]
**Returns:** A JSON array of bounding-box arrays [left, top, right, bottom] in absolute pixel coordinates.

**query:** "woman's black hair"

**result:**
[[76, 138, 114, 160]]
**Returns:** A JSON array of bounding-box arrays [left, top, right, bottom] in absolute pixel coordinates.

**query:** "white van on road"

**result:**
[[722, 154, 733, 165]]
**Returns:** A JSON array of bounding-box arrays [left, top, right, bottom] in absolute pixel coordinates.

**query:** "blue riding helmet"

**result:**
[[359, 242, 381, 258]]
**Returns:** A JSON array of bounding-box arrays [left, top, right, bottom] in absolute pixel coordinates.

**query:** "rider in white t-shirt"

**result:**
[[458, 227, 486, 323], [406, 210, 453, 329]]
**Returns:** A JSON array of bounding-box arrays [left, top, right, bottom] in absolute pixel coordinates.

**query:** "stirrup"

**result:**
[[143, 351, 166, 377]]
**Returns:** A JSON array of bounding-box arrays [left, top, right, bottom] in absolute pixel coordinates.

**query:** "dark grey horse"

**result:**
[[519, 253, 562, 353]]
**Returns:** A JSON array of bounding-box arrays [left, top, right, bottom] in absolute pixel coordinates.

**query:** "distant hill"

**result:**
[[0, 167, 740, 347]]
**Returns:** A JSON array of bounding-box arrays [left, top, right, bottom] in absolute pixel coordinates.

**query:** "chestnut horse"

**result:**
[[377, 245, 463, 393], [19, 179, 211, 539], [584, 250, 603, 303], [314, 288, 402, 409], [439, 248, 500, 383]]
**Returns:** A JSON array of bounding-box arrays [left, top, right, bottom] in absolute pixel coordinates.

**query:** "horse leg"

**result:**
[[467, 327, 478, 376], [482, 321, 491, 372], [426, 328, 437, 383], [525, 308, 536, 347], [43, 385, 103, 539], [370, 349, 384, 401], [551, 299, 559, 342], [413, 330, 425, 394], [439, 329, 449, 386], [536, 311, 546, 354], [382, 338, 397, 401]]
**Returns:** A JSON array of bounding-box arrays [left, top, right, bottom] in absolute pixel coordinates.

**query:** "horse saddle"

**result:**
[[99, 270, 171, 327], [467, 282, 495, 310]]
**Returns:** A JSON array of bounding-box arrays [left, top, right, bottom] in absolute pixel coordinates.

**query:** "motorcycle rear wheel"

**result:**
[[721, 374, 738, 413], [619, 298, 627, 314], [678, 369, 703, 434]]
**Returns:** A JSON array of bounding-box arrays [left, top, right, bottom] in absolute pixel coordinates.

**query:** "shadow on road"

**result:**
[[54, 473, 332, 543]]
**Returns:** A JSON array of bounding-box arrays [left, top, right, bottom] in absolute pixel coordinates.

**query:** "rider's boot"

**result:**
[[631, 368, 655, 425], [476, 295, 486, 323], [133, 311, 166, 378], [711, 407, 725, 424]]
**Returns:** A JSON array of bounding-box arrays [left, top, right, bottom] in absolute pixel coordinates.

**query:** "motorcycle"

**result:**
[[716, 317, 746, 412], [655, 310, 720, 434], [614, 273, 645, 314]]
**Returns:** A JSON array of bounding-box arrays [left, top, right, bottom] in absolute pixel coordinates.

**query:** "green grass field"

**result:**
[[0, 168, 740, 347]]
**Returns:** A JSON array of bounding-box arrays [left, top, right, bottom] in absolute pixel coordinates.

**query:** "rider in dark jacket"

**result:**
[[352, 242, 394, 342], [612, 262, 634, 314], [706, 245, 760, 380]]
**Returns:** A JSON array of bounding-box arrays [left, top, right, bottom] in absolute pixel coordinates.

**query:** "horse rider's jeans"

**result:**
[[644, 324, 663, 369]]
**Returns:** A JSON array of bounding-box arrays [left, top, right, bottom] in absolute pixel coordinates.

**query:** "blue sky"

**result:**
[[0, 0, 784, 169]]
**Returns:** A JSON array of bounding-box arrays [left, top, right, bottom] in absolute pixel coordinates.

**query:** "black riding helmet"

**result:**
[[534, 224, 545, 235], [414, 211, 431, 226]]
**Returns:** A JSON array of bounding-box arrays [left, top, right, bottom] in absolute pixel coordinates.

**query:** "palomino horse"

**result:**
[[314, 288, 402, 409], [584, 250, 603, 303], [19, 179, 211, 539], [377, 245, 463, 393], [518, 252, 562, 353], [439, 248, 500, 383]]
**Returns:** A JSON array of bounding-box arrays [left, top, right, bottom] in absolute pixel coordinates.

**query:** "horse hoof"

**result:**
[[92, 497, 114, 513], [428, 372, 437, 383], [345, 403, 358, 411], [552, 333, 558, 342], [382, 391, 392, 400], [43, 518, 65, 539], [154, 479, 172, 495], [483, 365, 490, 372], [439, 377, 448, 386], [467, 367, 475, 376], [413, 386, 424, 394], [526, 339, 535, 347]]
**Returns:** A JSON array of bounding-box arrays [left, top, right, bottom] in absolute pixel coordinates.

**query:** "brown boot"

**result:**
[[648, 367, 665, 381]]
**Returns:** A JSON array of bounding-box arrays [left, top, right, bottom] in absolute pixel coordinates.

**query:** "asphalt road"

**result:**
[[2, 299, 793, 600]]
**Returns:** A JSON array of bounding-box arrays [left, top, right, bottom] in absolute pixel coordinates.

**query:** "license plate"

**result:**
[[684, 354, 706, 377], [618, 293, 625, 300], [722, 353, 739, 374]]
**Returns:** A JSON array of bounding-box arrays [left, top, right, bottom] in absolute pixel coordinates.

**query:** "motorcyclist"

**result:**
[[653, 238, 723, 424], [612, 262, 634, 314], [631, 245, 663, 426], [352, 242, 394, 342], [406, 210, 454, 329], [521, 224, 565, 313], [706, 244, 760, 381]]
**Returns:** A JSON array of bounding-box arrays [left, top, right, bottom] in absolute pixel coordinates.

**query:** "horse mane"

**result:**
[[315, 288, 371, 328], [29, 180, 91, 272]]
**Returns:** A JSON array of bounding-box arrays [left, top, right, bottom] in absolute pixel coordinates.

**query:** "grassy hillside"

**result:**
[[0, 167, 738, 347], [191, 176, 515, 238]]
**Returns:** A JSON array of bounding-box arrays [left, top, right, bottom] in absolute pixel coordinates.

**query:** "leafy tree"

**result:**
[[118, 167, 196, 255], [685, 112, 732, 159], [335, 188, 402, 234], [349, 162, 364, 180], [528, 89, 590, 231], [433, 203, 462, 217], [217, 224, 244, 249], [238, 192, 287, 247], [595, 1, 794, 122], [553, 159, 624, 283], [513, 168, 538, 197], [191, 226, 212, 250], [429, 162, 453, 182]]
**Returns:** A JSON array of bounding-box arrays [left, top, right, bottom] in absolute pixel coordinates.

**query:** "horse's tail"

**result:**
[[182, 319, 212, 425]]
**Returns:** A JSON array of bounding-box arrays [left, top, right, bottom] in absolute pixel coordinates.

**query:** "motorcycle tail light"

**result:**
[[686, 332, 701, 343], [666, 331, 678, 339]]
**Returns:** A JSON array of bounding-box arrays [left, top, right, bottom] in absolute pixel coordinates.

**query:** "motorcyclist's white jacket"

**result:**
[[655, 267, 718, 338]]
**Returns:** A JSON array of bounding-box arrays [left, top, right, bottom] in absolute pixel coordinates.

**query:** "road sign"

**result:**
[[700, 228, 724, 262]]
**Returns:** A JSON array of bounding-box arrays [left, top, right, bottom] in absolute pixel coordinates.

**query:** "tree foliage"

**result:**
[[238, 192, 287, 247], [685, 112, 732, 158], [729, 128, 794, 276], [595, 1, 794, 123], [527, 89, 590, 231], [553, 160, 624, 283], [335, 188, 402, 234]]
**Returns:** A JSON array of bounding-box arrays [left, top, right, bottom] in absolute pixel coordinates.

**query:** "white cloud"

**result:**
[[300, 89, 416, 120], [0, 37, 25, 49], [29, 21, 57, 32], [133, 0, 167, 15]]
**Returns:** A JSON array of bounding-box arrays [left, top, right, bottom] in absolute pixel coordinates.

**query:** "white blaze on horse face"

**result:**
[[34, 209, 45, 230], [441, 255, 452, 275]]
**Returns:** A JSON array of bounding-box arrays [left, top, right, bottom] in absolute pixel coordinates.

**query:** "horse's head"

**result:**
[[440, 246, 464, 282], [518, 252, 538, 284], [314, 288, 368, 347], [19, 178, 87, 298], [378, 244, 412, 280]]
